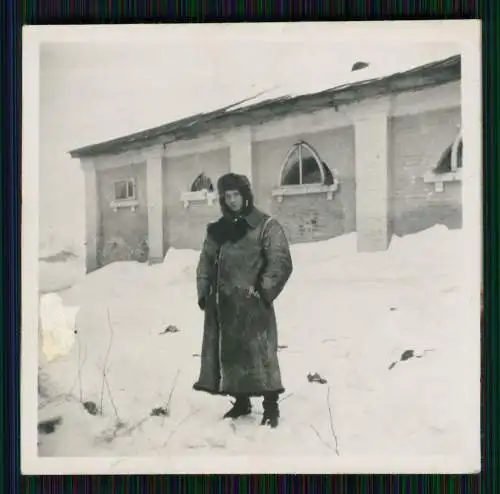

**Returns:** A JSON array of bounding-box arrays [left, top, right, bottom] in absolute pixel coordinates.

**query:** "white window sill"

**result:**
[[110, 199, 139, 211], [271, 183, 339, 203], [423, 169, 462, 192], [181, 190, 218, 208]]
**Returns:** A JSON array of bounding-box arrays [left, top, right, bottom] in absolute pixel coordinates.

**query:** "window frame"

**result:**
[[272, 141, 339, 202], [110, 177, 139, 211], [190, 172, 215, 193], [181, 173, 217, 209], [423, 129, 463, 192]]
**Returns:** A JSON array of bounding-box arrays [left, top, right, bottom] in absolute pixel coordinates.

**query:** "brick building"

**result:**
[[69, 55, 462, 273]]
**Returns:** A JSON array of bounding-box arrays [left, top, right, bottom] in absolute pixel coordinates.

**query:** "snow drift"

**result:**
[[37, 225, 477, 463]]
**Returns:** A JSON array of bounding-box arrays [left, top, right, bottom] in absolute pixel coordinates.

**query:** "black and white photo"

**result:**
[[22, 22, 482, 474]]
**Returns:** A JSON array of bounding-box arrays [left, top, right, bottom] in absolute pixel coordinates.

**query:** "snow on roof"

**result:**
[[228, 52, 461, 111], [69, 54, 460, 159]]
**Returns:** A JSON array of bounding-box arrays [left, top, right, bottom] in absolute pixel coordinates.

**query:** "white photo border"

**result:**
[[21, 20, 482, 475]]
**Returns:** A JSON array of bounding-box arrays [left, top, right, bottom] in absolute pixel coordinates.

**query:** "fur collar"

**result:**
[[207, 208, 268, 246]]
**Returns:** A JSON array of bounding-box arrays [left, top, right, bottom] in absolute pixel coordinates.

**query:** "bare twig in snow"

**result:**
[[67, 326, 87, 401], [278, 393, 294, 404], [161, 369, 181, 426], [151, 369, 182, 423], [76, 327, 87, 402], [326, 385, 340, 456], [124, 417, 149, 435], [38, 392, 78, 411], [100, 308, 115, 414], [310, 425, 336, 452], [99, 414, 144, 444], [99, 380, 106, 414], [162, 409, 199, 449], [111, 416, 149, 440], [77, 331, 84, 402], [103, 372, 120, 422], [166, 369, 181, 412]]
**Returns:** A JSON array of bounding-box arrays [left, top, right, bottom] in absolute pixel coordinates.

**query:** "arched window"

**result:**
[[433, 133, 463, 175], [272, 141, 340, 202], [423, 128, 463, 192], [279, 141, 335, 186], [181, 172, 217, 208], [190, 172, 214, 192]]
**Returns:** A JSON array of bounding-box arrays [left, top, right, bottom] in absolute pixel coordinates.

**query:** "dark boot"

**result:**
[[260, 392, 279, 428], [223, 395, 251, 419]]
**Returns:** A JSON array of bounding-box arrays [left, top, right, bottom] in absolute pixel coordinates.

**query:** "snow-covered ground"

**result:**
[[37, 225, 478, 463]]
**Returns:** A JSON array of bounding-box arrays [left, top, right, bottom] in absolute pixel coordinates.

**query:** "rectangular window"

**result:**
[[113, 178, 136, 202]]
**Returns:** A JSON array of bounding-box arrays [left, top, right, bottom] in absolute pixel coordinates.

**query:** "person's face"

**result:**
[[224, 189, 244, 213]]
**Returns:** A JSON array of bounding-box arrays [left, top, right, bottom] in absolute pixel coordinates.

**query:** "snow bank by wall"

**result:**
[[56, 225, 464, 302]]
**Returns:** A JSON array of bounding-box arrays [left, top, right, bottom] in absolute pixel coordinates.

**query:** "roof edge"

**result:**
[[69, 54, 460, 159]]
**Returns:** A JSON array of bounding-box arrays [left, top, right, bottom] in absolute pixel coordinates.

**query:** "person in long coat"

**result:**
[[193, 172, 293, 428]]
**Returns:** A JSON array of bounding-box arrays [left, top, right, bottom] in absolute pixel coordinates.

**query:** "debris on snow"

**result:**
[[151, 407, 169, 417], [388, 349, 437, 370], [159, 324, 180, 335], [83, 401, 99, 416], [401, 349, 415, 361], [38, 416, 62, 435], [307, 372, 328, 384]]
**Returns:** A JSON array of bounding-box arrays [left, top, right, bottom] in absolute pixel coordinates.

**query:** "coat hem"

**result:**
[[193, 383, 285, 397]]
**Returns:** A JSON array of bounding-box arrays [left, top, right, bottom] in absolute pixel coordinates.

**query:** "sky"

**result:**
[[38, 28, 460, 254]]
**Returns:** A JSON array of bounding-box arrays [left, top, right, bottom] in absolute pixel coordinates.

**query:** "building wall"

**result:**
[[252, 126, 356, 243], [91, 90, 462, 269], [96, 162, 149, 266], [389, 106, 462, 236], [162, 147, 230, 250]]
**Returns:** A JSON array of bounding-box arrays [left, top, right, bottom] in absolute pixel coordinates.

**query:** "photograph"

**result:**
[[22, 21, 482, 474]]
